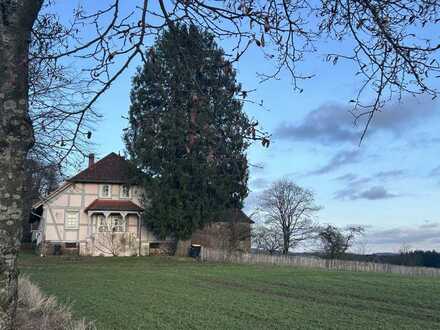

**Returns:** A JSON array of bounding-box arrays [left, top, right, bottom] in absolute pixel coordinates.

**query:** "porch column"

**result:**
[[87, 211, 94, 237], [121, 212, 128, 232], [103, 212, 110, 231], [88, 211, 111, 234]]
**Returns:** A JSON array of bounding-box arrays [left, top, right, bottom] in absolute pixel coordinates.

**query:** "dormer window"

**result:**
[[121, 185, 130, 198], [100, 184, 111, 198]]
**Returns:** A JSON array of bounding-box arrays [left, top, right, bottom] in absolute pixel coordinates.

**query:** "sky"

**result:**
[[56, 1, 440, 253]]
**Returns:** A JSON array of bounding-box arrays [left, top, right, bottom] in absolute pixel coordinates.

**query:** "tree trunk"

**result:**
[[0, 1, 42, 328], [282, 231, 289, 255]]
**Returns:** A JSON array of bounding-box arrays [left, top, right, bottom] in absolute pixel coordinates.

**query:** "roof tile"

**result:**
[[68, 152, 136, 184], [85, 199, 143, 212]]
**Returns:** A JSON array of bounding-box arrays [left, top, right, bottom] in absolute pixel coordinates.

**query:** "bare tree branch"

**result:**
[[259, 178, 320, 254]]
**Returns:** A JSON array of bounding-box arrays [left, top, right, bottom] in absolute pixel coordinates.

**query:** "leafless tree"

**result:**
[[352, 237, 369, 255], [253, 225, 282, 255], [23, 159, 61, 205], [22, 158, 62, 242], [28, 5, 99, 169], [2, 0, 440, 327], [318, 224, 365, 259], [94, 231, 123, 257], [259, 179, 320, 254], [94, 230, 136, 257], [399, 242, 413, 254], [398, 242, 414, 265]]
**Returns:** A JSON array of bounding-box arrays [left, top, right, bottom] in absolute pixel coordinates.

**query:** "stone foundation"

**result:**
[[41, 235, 151, 257], [41, 242, 80, 256]]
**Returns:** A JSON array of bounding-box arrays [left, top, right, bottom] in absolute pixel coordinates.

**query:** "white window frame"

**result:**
[[112, 215, 126, 232], [65, 210, 79, 230], [97, 214, 126, 232], [97, 215, 108, 232], [99, 184, 112, 198], [120, 185, 131, 199]]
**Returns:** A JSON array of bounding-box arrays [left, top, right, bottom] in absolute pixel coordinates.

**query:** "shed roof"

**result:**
[[218, 209, 254, 224]]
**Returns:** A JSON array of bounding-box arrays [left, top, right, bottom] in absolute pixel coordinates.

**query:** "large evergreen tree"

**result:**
[[125, 25, 251, 240]]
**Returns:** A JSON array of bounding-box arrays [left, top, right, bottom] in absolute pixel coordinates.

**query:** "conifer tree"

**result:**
[[125, 25, 250, 239]]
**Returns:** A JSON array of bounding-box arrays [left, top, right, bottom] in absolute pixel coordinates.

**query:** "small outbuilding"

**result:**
[[191, 209, 253, 252]]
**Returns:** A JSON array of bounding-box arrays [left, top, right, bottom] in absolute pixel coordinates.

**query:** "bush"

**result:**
[[16, 276, 95, 330]]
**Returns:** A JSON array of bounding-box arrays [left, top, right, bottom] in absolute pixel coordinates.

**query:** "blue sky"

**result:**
[[58, 1, 440, 253]]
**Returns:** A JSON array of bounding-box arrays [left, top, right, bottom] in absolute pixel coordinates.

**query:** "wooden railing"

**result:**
[[200, 248, 440, 277]]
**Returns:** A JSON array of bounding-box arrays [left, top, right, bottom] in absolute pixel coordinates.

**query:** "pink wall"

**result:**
[[43, 182, 149, 243]]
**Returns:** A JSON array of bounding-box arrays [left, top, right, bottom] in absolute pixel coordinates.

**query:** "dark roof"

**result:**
[[218, 209, 254, 224], [68, 153, 136, 184], [85, 199, 143, 212]]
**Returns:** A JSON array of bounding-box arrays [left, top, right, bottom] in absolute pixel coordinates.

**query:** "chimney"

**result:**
[[88, 153, 95, 168]]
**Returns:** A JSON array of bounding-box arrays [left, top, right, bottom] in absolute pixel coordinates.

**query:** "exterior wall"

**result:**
[[191, 222, 251, 253], [40, 182, 155, 256]]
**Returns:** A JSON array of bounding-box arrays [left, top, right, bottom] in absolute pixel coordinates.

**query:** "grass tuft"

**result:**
[[16, 275, 95, 330]]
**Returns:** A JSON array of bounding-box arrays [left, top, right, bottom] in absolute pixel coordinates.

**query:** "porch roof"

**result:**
[[85, 199, 143, 212]]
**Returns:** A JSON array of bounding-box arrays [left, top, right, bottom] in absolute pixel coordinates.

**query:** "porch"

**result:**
[[83, 199, 147, 256]]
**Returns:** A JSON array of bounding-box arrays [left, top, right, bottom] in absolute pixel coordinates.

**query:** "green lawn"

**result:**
[[19, 253, 440, 329]]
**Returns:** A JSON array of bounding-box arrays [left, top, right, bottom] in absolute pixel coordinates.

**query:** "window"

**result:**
[[97, 215, 108, 232], [65, 242, 77, 249], [65, 211, 79, 229], [120, 185, 130, 198], [30, 222, 39, 231], [97, 215, 126, 232], [100, 184, 111, 198], [112, 215, 125, 232]]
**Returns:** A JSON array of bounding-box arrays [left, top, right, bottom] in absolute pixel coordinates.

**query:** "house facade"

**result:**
[[32, 152, 252, 256], [33, 153, 156, 256]]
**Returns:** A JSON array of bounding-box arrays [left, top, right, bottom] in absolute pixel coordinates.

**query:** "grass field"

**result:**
[[19, 253, 440, 330]]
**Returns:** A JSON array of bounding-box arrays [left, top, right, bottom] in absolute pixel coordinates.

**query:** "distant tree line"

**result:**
[[339, 250, 440, 268]]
